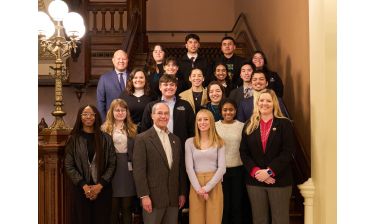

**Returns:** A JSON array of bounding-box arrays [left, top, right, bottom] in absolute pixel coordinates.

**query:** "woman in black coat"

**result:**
[[240, 89, 296, 224], [64, 105, 116, 224]]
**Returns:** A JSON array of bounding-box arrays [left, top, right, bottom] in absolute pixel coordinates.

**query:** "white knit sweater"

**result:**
[[215, 120, 244, 167]]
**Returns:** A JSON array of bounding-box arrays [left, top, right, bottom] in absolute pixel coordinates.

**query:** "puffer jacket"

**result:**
[[64, 131, 116, 187]]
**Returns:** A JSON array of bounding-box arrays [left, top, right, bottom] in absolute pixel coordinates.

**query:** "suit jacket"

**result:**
[[179, 87, 208, 113], [228, 86, 245, 107], [96, 70, 128, 120], [239, 118, 296, 187], [237, 96, 290, 122], [133, 127, 187, 208], [140, 98, 195, 146]]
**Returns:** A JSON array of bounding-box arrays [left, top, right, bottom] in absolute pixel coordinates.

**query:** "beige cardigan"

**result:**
[[179, 87, 208, 113]]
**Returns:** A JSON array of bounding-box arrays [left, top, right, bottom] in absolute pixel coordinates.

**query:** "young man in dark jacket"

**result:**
[[214, 36, 246, 88], [140, 74, 195, 146], [178, 33, 210, 90]]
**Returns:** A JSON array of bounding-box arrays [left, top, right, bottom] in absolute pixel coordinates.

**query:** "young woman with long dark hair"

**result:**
[[64, 105, 116, 224]]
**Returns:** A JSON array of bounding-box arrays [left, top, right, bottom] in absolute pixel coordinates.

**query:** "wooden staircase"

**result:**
[[63, 2, 310, 223], [132, 52, 148, 69], [66, 0, 148, 85], [154, 42, 250, 61]]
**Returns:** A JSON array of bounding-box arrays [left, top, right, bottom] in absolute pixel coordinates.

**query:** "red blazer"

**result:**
[[240, 118, 296, 187]]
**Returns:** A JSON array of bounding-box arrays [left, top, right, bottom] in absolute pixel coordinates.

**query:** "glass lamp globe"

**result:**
[[63, 12, 84, 35], [63, 12, 86, 39], [76, 25, 86, 39], [37, 11, 50, 35], [37, 11, 55, 39], [48, 0, 68, 21]]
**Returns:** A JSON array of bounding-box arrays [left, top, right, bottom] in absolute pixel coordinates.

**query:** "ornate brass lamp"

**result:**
[[38, 0, 85, 130]]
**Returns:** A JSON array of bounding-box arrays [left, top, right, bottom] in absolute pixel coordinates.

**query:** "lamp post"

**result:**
[[38, 0, 85, 130]]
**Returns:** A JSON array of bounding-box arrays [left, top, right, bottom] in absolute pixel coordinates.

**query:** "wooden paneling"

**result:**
[[38, 129, 71, 224]]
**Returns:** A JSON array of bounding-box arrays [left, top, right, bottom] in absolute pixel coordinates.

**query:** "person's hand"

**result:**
[[264, 176, 276, 185], [197, 188, 206, 196], [88, 184, 103, 200], [142, 196, 153, 213], [178, 195, 186, 209], [197, 188, 209, 200], [83, 184, 93, 199], [202, 193, 209, 200], [255, 169, 270, 182]]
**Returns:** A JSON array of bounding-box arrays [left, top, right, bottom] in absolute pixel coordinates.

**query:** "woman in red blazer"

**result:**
[[240, 89, 296, 224]]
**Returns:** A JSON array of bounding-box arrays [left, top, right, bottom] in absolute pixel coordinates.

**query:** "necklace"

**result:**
[[193, 91, 202, 102]]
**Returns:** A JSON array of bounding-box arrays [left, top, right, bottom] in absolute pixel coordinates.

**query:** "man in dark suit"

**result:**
[[96, 49, 129, 120], [228, 61, 255, 107], [133, 102, 187, 224]]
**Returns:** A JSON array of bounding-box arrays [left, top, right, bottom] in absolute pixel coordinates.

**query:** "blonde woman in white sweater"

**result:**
[[215, 98, 245, 224]]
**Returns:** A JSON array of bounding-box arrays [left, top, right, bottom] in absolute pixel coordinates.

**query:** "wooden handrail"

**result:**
[[87, 2, 127, 11], [233, 13, 261, 50], [122, 11, 141, 69], [123, 12, 139, 51], [291, 122, 311, 184], [284, 108, 311, 184], [87, 1, 127, 33], [147, 14, 242, 33], [147, 30, 230, 34], [146, 13, 261, 52]]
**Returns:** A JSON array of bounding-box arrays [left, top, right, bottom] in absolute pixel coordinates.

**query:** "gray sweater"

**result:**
[[185, 137, 226, 192]]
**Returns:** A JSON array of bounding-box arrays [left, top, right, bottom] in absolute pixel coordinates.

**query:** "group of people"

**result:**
[[64, 33, 297, 224]]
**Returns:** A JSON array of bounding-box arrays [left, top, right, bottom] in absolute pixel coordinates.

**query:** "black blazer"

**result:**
[[240, 118, 296, 187]]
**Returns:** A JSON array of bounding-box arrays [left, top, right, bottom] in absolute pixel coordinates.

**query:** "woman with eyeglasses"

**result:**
[[102, 99, 138, 224], [64, 105, 116, 224]]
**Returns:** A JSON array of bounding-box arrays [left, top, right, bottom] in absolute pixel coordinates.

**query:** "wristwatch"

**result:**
[[267, 169, 273, 175]]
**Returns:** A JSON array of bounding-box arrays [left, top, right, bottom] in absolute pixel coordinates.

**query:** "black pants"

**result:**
[[111, 197, 133, 224], [71, 184, 112, 224], [222, 166, 245, 224]]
